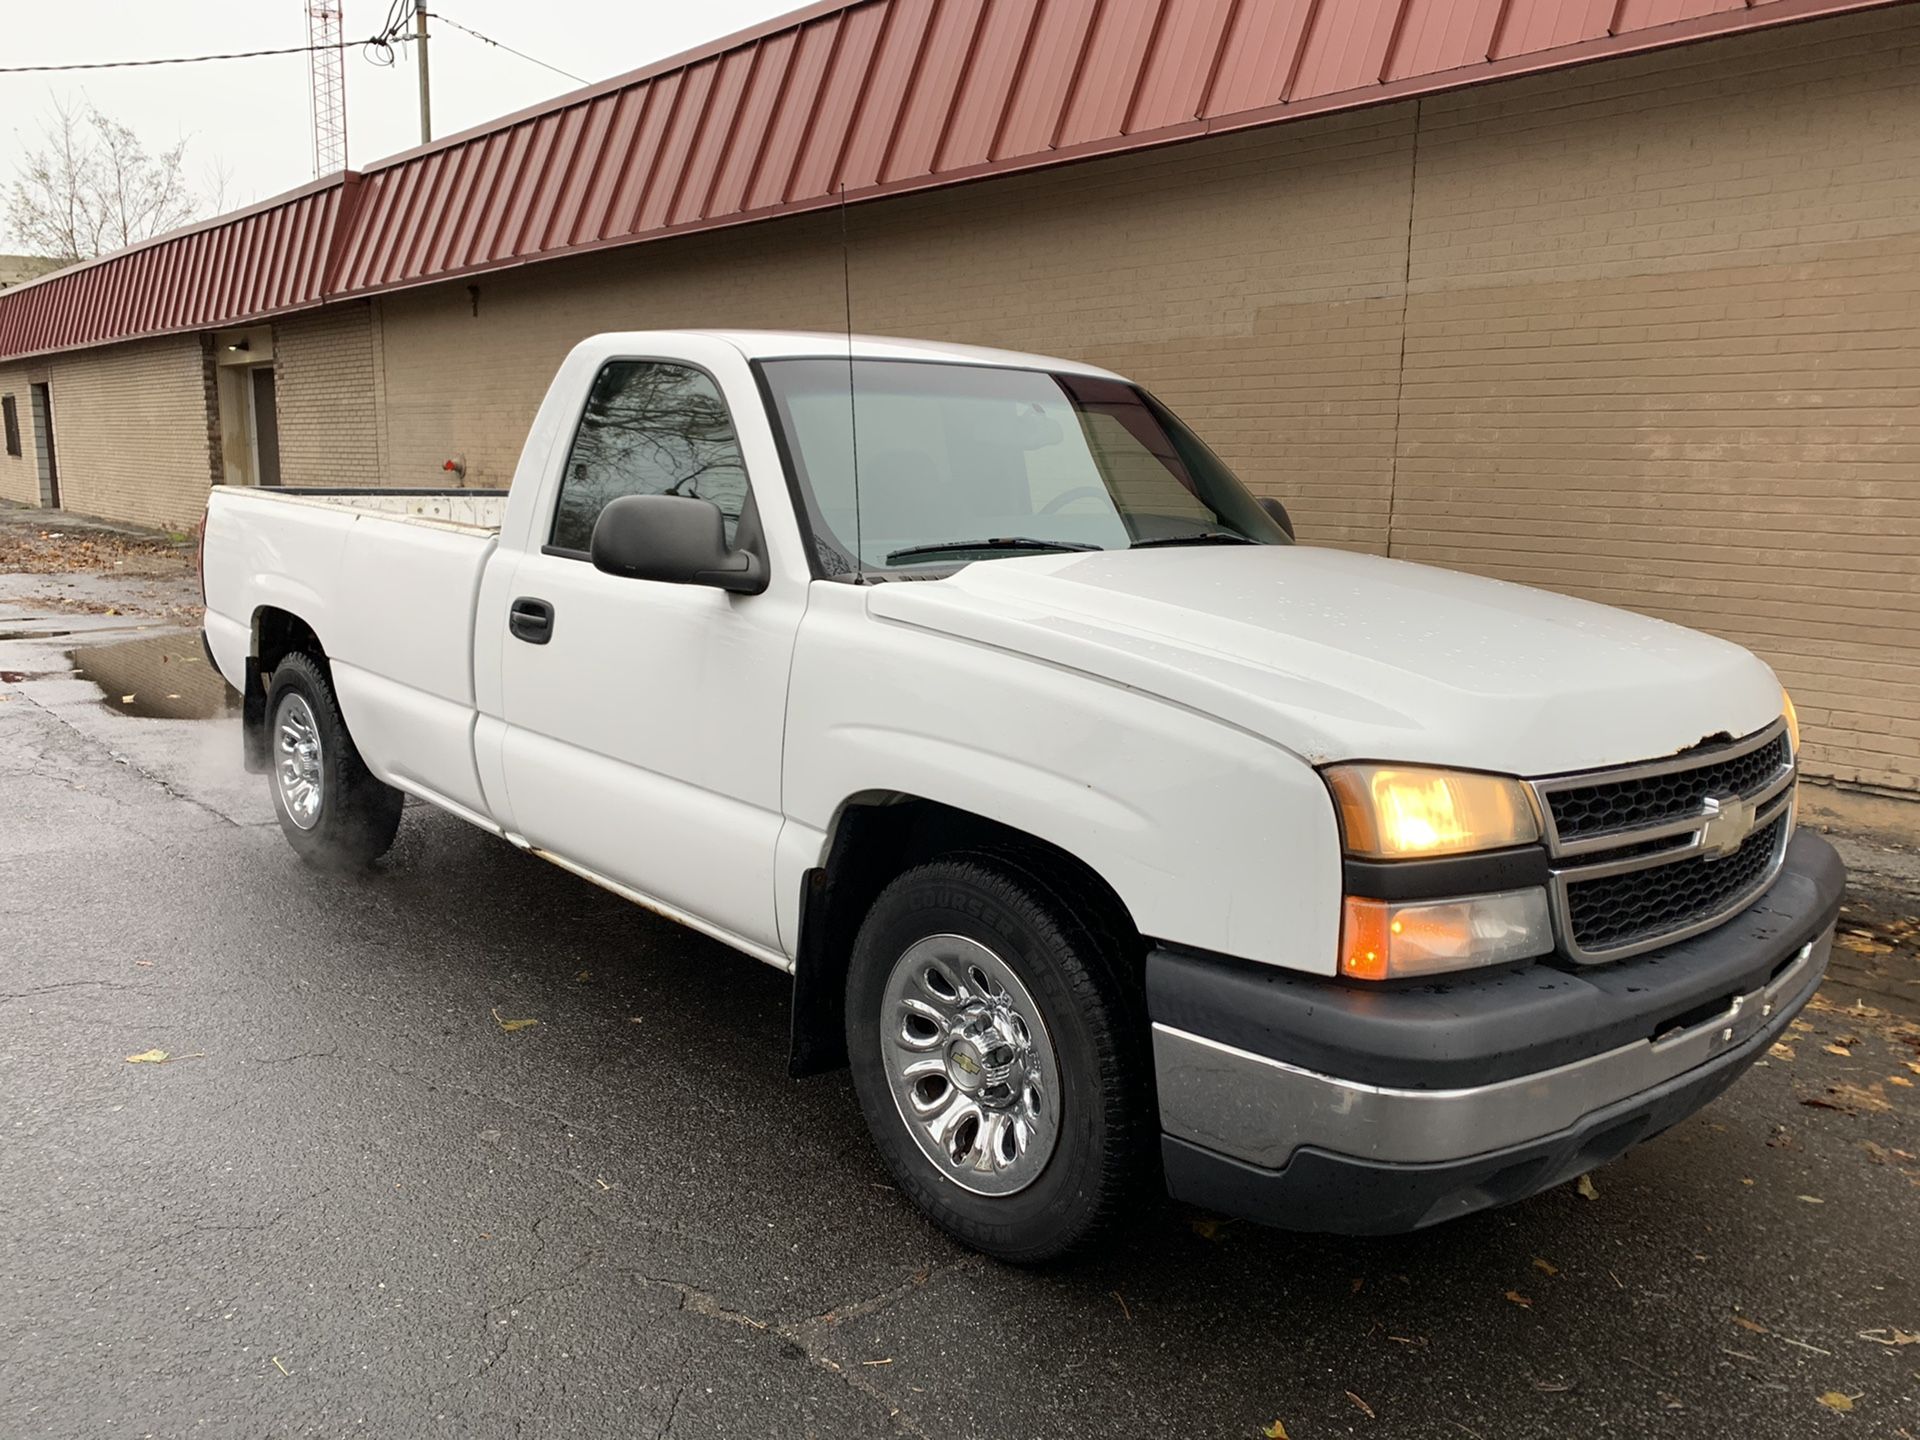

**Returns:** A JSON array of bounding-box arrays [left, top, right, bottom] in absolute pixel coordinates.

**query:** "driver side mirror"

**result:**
[[1257, 495, 1295, 540], [590, 494, 767, 595]]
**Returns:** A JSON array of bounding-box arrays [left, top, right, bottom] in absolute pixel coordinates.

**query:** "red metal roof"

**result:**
[[0, 180, 347, 362], [0, 0, 1903, 362]]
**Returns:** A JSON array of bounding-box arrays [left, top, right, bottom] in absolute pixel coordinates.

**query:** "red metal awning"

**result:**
[[0, 0, 1904, 362]]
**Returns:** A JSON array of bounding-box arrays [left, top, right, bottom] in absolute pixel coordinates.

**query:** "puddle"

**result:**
[[68, 632, 239, 720]]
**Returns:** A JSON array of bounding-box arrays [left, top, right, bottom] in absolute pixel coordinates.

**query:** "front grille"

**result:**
[[1547, 732, 1790, 843], [1530, 719, 1794, 963], [1564, 814, 1785, 954]]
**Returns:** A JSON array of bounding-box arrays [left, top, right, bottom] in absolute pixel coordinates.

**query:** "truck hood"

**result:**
[[865, 546, 1783, 776]]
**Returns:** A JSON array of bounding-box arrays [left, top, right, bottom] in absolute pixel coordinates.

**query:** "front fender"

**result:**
[[783, 588, 1343, 974]]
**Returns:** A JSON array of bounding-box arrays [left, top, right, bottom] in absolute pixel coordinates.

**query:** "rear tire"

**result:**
[[265, 651, 403, 870], [845, 854, 1152, 1263]]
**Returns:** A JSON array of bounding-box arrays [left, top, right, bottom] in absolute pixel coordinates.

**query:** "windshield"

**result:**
[[759, 359, 1290, 577]]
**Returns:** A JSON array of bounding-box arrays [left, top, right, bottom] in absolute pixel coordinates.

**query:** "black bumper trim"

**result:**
[[1161, 946, 1823, 1235], [1147, 830, 1843, 1092]]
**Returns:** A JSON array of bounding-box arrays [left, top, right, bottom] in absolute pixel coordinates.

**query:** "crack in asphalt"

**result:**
[[4, 683, 246, 828], [0, 978, 165, 1004], [623, 1258, 988, 1440], [432, 1231, 968, 1439]]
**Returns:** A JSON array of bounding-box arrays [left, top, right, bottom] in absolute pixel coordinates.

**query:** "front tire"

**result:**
[[845, 854, 1152, 1263], [265, 651, 403, 870]]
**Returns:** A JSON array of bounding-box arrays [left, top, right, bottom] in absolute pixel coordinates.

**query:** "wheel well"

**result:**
[[243, 608, 326, 773], [787, 794, 1142, 1077]]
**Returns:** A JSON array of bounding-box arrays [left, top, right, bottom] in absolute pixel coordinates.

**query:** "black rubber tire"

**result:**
[[264, 651, 404, 871], [845, 853, 1153, 1264]]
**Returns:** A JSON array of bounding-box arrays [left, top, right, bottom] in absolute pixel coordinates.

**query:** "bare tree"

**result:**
[[7, 97, 203, 262]]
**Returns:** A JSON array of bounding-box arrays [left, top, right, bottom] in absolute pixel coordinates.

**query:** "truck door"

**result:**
[[494, 355, 805, 957]]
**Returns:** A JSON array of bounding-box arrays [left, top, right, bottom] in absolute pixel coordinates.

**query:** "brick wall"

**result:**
[[274, 304, 384, 487], [1393, 10, 1920, 800], [0, 363, 36, 506], [22, 335, 217, 531]]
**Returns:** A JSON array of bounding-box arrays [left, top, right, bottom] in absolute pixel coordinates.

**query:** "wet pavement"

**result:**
[[3, 572, 1919, 1440]]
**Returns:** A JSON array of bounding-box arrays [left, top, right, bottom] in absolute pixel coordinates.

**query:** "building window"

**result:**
[[548, 361, 748, 555], [1, 394, 18, 457]]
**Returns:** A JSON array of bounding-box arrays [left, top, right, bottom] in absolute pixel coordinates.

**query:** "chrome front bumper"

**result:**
[[1147, 829, 1845, 1234], [1154, 925, 1829, 1171]]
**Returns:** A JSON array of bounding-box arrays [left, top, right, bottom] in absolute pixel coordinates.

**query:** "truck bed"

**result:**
[[202, 484, 512, 825]]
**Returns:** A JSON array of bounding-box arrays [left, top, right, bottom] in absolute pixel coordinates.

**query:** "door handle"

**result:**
[[509, 597, 554, 644]]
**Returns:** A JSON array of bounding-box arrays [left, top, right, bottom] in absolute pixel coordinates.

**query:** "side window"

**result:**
[[548, 361, 749, 555], [1, 394, 19, 458]]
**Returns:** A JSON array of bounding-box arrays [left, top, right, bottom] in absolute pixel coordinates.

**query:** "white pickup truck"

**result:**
[[202, 330, 1842, 1261]]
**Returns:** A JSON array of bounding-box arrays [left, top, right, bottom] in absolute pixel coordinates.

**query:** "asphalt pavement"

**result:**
[[2, 548, 1917, 1440]]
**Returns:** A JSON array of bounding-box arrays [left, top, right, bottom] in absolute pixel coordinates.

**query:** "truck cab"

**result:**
[[201, 330, 1843, 1261]]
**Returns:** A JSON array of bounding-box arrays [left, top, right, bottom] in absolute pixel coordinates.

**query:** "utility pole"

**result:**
[[414, 0, 432, 144]]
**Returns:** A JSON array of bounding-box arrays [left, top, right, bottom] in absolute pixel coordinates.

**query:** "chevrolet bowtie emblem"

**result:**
[[1699, 792, 1756, 860]]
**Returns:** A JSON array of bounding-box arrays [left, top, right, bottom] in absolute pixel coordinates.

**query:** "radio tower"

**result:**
[[307, 2, 348, 176]]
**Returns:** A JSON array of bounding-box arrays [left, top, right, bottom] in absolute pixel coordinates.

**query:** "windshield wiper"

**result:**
[[886, 537, 1103, 563], [1130, 531, 1257, 548]]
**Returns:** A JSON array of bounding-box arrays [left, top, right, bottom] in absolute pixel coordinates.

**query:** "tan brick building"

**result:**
[[1, 0, 1916, 830]]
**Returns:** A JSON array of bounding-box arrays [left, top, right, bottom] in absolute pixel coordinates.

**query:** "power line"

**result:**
[[1, 16, 582, 87], [427, 14, 585, 85], [0, 41, 400, 74]]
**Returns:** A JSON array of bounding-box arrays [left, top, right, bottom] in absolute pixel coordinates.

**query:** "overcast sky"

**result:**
[[2, 0, 796, 251]]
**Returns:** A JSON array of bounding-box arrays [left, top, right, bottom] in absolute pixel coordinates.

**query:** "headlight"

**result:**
[[1782, 688, 1799, 758], [1323, 764, 1540, 859], [1341, 889, 1554, 980]]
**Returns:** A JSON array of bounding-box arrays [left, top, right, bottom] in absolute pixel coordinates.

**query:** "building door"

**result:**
[[29, 382, 59, 509], [249, 367, 282, 487]]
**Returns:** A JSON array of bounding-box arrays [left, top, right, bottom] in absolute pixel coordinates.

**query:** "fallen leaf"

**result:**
[[125, 1048, 169, 1064], [120, 694, 135, 704], [1891, 1077, 1914, 1088], [1816, 1392, 1855, 1413], [1189, 1217, 1223, 1241], [1839, 935, 1892, 955], [1262, 1423, 1290, 1440], [573, 970, 591, 982], [1346, 1391, 1375, 1419], [1505, 1290, 1533, 1309], [1906, 1062, 1920, 1076], [1733, 1315, 1770, 1335], [1576, 1174, 1600, 1201], [1861, 1141, 1891, 1165], [1858, 1328, 1919, 1347], [1532, 1257, 1559, 1277], [1825, 1044, 1853, 1058], [1112, 1290, 1132, 1322], [1798, 1195, 1826, 1204], [1770, 1042, 1796, 1061], [1829, 1083, 1893, 1115], [491, 1007, 538, 1033]]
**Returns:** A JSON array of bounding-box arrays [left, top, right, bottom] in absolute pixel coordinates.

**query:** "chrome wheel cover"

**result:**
[[274, 693, 324, 831], [879, 934, 1061, 1197]]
